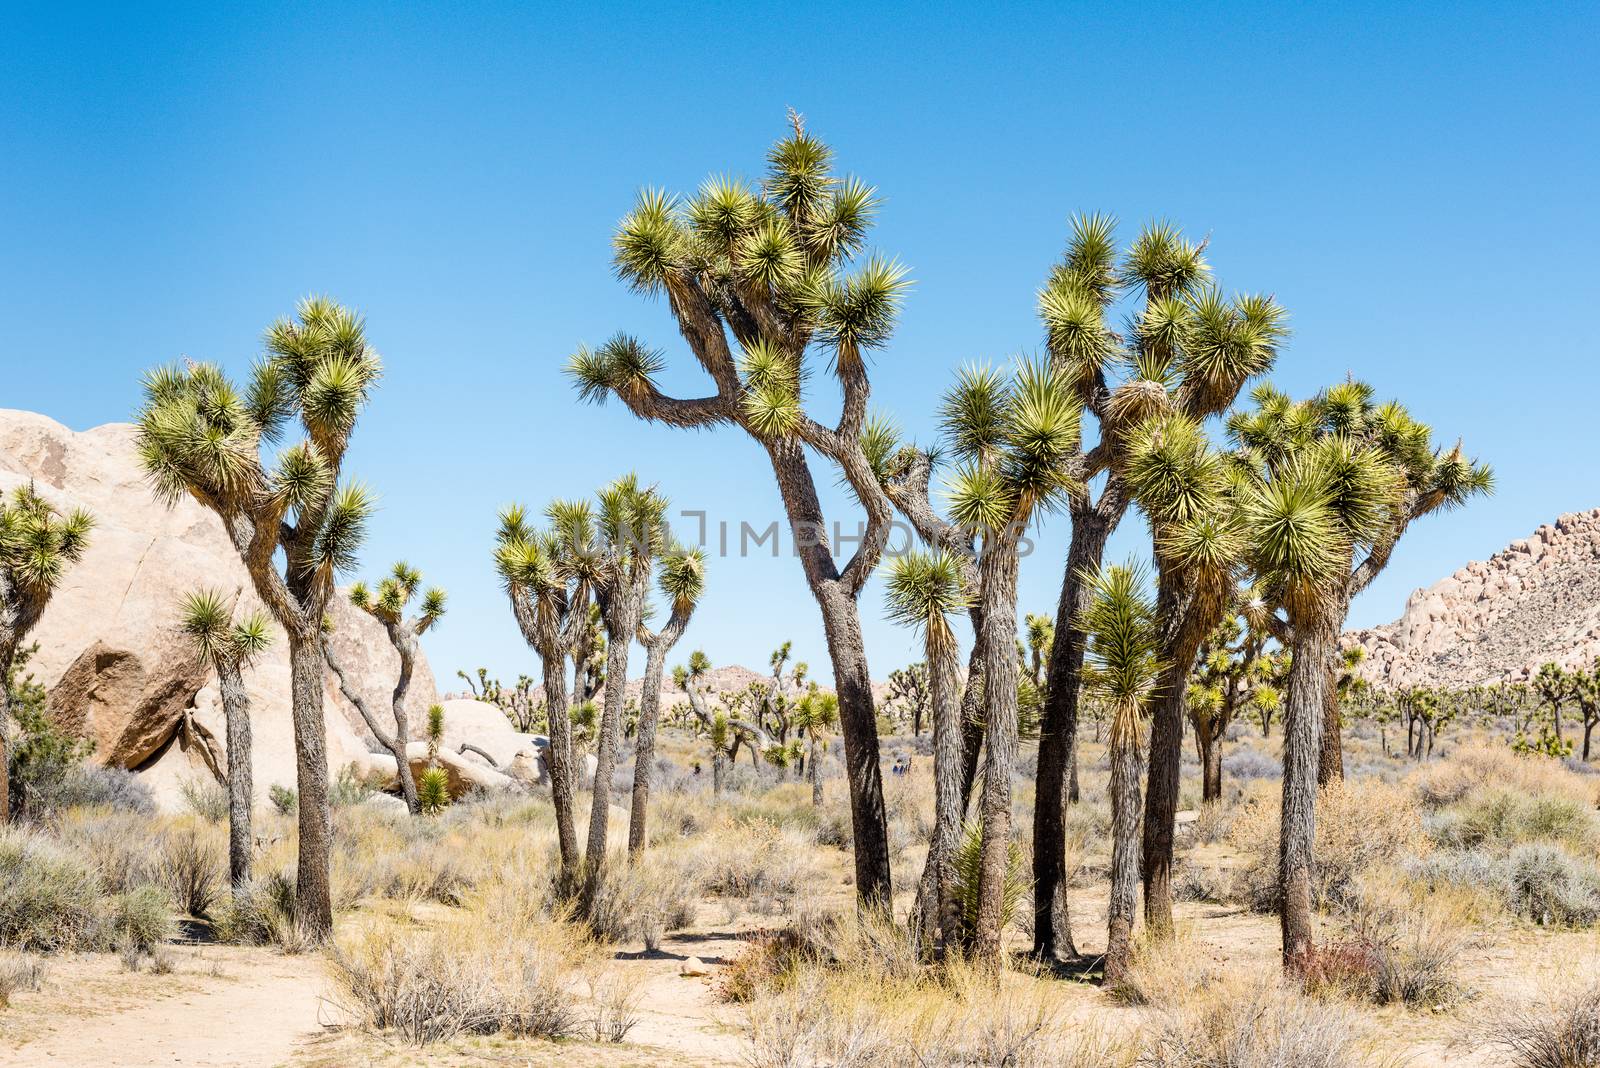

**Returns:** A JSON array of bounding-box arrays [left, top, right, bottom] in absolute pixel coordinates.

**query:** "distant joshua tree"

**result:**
[[136, 298, 379, 939], [792, 686, 839, 809], [323, 561, 446, 815], [0, 486, 94, 822], [178, 589, 272, 886]]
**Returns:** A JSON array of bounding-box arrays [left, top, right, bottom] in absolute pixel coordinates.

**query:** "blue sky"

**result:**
[[3, 1, 1596, 685]]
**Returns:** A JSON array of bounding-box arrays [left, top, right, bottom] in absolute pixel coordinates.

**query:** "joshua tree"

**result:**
[[792, 685, 839, 808], [136, 298, 380, 939], [1574, 662, 1600, 762], [885, 664, 930, 736], [322, 562, 446, 815], [1031, 217, 1285, 963], [884, 548, 971, 960], [494, 501, 600, 893], [0, 486, 93, 822], [1079, 562, 1163, 986], [567, 117, 907, 907], [1188, 608, 1283, 801], [627, 545, 706, 856], [940, 358, 1082, 971], [1023, 613, 1053, 692], [177, 589, 272, 886], [1535, 662, 1575, 749], [1232, 381, 1492, 784]]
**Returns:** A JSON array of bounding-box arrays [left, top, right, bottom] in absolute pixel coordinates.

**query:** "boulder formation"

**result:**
[[1345, 508, 1600, 690], [0, 409, 456, 805]]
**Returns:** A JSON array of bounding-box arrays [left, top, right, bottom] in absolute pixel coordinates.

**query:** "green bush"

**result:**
[[158, 825, 223, 918], [104, 886, 176, 952], [268, 783, 297, 816], [0, 826, 103, 949], [418, 768, 451, 815], [178, 776, 229, 823], [1506, 843, 1600, 926]]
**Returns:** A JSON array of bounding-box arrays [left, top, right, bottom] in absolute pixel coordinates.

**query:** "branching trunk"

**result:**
[[0, 638, 16, 824], [584, 584, 642, 905], [540, 658, 580, 889], [324, 637, 419, 815], [912, 640, 965, 960], [628, 626, 682, 857], [216, 656, 254, 888]]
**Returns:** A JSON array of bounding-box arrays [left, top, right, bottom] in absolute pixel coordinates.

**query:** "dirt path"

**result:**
[[611, 927, 748, 1065], [0, 945, 329, 1068]]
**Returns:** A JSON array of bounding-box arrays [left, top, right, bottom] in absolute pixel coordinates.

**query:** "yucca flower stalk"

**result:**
[[177, 588, 272, 886], [135, 297, 379, 939], [0, 485, 93, 822], [1077, 562, 1163, 985], [324, 561, 446, 815], [1028, 217, 1285, 962], [494, 500, 599, 892], [883, 549, 970, 961], [939, 357, 1082, 973], [627, 544, 706, 857], [567, 115, 908, 908]]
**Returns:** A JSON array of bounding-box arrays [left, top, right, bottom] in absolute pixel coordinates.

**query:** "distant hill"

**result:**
[[1345, 508, 1600, 689]]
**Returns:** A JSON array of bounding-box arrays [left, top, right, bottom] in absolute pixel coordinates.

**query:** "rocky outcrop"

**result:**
[[0, 409, 441, 804], [1345, 508, 1600, 690]]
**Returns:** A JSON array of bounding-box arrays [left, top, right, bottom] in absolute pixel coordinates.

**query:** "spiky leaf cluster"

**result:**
[[178, 588, 274, 669], [1079, 562, 1165, 749], [0, 485, 94, 605], [882, 549, 970, 657], [349, 560, 447, 634]]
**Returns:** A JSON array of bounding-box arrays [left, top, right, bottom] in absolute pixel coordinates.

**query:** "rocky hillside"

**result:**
[[1346, 508, 1600, 689]]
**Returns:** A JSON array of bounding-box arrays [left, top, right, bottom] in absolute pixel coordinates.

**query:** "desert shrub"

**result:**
[[30, 764, 154, 816], [1430, 789, 1595, 852], [53, 808, 162, 892], [1505, 842, 1600, 926], [103, 885, 177, 953], [1488, 981, 1600, 1068], [584, 855, 698, 948], [214, 870, 298, 947], [1222, 747, 1280, 783], [158, 823, 224, 918], [0, 951, 46, 1009], [1173, 861, 1233, 904], [178, 776, 229, 823], [268, 783, 297, 816], [370, 840, 472, 907], [1108, 932, 1221, 1007], [1232, 779, 1422, 912], [417, 768, 451, 815], [648, 792, 705, 844], [586, 973, 642, 1042], [1142, 979, 1377, 1068], [0, 825, 103, 949], [692, 817, 822, 913], [328, 763, 376, 807], [1189, 800, 1235, 845]]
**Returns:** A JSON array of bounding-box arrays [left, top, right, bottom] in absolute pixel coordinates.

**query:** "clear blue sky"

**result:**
[[3, 2, 1596, 685]]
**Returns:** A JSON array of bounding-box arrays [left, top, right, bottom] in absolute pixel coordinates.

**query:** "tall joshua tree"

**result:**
[[567, 117, 906, 907], [940, 359, 1081, 971], [1031, 216, 1284, 962], [884, 549, 971, 960], [324, 561, 446, 815], [178, 589, 272, 885], [627, 544, 706, 856], [1079, 562, 1163, 986], [136, 298, 380, 939], [0, 486, 94, 822], [495, 501, 599, 893], [1231, 381, 1492, 783]]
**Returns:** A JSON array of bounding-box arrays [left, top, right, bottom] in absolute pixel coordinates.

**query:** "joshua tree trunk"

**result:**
[[287, 634, 334, 938], [323, 637, 420, 815], [912, 640, 965, 959], [1199, 724, 1223, 803], [1032, 507, 1115, 961], [1281, 613, 1332, 971], [628, 633, 678, 857], [959, 646, 986, 817], [216, 656, 254, 887], [1317, 653, 1344, 784], [0, 640, 15, 823], [808, 733, 823, 807], [1105, 729, 1143, 987], [540, 659, 580, 886], [585, 583, 646, 904], [973, 542, 1022, 971], [712, 749, 726, 798]]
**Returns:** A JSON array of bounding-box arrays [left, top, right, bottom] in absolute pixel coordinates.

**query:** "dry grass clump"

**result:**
[[583, 852, 699, 949], [1486, 980, 1600, 1068], [1416, 744, 1593, 811], [1107, 930, 1223, 1007], [1232, 778, 1423, 912], [328, 912, 595, 1045], [689, 816, 823, 914], [1189, 799, 1237, 845], [157, 820, 225, 918], [1141, 977, 1389, 1068], [0, 951, 47, 1009]]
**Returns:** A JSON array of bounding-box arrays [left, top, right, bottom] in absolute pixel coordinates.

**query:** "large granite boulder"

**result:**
[[0, 410, 439, 803]]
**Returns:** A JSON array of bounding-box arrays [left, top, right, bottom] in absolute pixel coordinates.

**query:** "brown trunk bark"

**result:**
[[912, 639, 965, 959], [287, 634, 333, 940], [540, 654, 580, 889], [0, 639, 15, 823], [1031, 511, 1112, 961], [809, 734, 823, 807], [973, 540, 1021, 971], [627, 639, 671, 856], [584, 583, 642, 905], [216, 657, 254, 888], [1317, 654, 1343, 785], [1281, 613, 1331, 971], [1104, 728, 1143, 987], [1200, 724, 1223, 803]]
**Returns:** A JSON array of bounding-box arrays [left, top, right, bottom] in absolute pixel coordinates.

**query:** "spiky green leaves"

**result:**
[[657, 546, 706, 614], [1079, 562, 1164, 750], [941, 359, 1082, 534], [349, 561, 446, 632], [1240, 458, 1347, 619], [265, 297, 381, 450], [178, 588, 273, 668], [417, 766, 450, 814], [568, 335, 666, 408], [614, 188, 685, 295], [309, 482, 375, 584], [882, 549, 969, 657], [1121, 221, 1210, 300], [808, 256, 910, 370], [739, 339, 804, 438], [766, 127, 833, 225], [0, 486, 94, 597]]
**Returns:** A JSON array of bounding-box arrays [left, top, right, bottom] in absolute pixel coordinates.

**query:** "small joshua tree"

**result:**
[[0, 485, 94, 822], [672, 651, 722, 795], [178, 589, 272, 886], [627, 545, 706, 857], [417, 766, 450, 815], [322, 561, 446, 815], [791, 686, 838, 808], [136, 298, 380, 939], [1079, 562, 1163, 986]]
